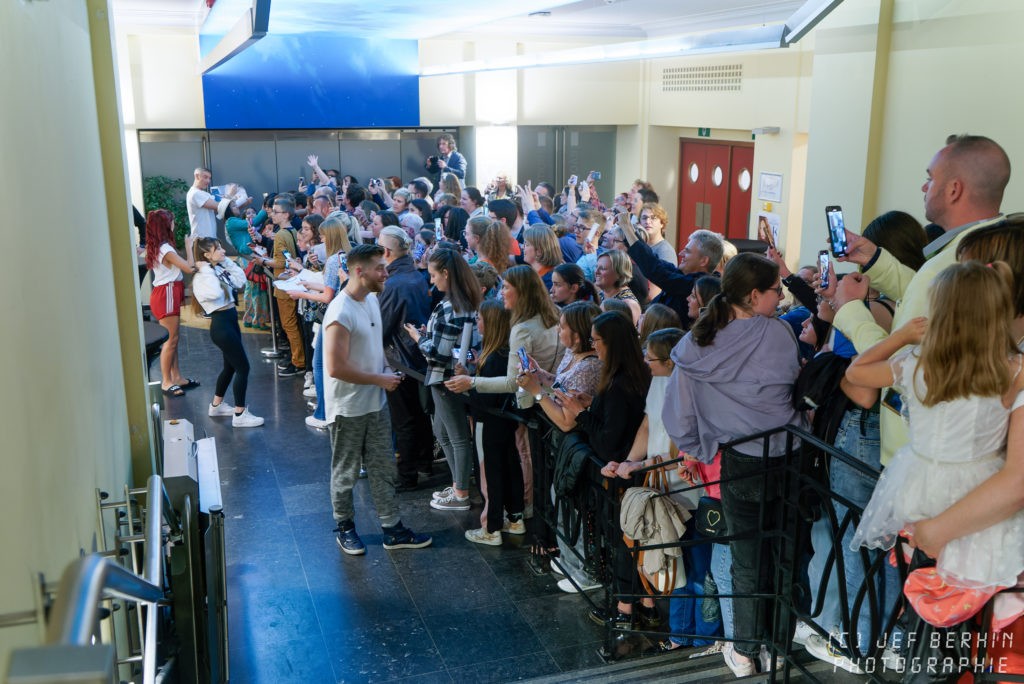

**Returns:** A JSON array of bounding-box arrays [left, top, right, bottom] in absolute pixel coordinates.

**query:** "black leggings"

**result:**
[[209, 308, 250, 407]]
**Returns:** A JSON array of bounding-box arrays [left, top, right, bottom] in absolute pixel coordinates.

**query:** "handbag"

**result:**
[[243, 259, 268, 291], [695, 496, 727, 542]]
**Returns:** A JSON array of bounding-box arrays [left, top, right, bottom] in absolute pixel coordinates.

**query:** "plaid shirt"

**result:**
[[419, 299, 477, 386]]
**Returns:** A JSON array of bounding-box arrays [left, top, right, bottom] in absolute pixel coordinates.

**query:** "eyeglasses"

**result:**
[[644, 355, 667, 363], [770, 285, 784, 296]]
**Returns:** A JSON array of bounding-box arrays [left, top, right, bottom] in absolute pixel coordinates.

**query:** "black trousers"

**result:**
[[479, 417, 523, 532], [387, 374, 434, 484], [209, 308, 250, 407]]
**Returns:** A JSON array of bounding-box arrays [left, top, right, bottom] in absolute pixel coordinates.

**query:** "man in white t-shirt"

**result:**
[[186, 167, 222, 239], [323, 243, 432, 556]]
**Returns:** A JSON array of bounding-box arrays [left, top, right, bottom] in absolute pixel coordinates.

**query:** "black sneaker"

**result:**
[[588, 608, 634, 630], [381, 522, 432, 550], [334, 521, 365, 556], [278, 364, 305, 378], [277, 359, 291, 370]]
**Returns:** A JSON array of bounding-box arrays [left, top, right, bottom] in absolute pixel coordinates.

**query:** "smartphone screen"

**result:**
[[568, 175, 578, 185], [818, 250, 830, 290], [586, 224, 599, 243], [826, 206, 849, 257], [282, 250, 293, 263], [592, 171, 602, 180], [517, 347, 530, 371]]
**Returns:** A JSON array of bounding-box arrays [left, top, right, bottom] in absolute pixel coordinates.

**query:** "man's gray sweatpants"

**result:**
[[328, 408, 399, 527]]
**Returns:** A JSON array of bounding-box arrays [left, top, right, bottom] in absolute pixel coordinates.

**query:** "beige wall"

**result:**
[[1, 0, 142, 669]]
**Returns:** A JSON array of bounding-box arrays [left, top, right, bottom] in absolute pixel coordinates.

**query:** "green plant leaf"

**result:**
[[143, 175, 190, 249]]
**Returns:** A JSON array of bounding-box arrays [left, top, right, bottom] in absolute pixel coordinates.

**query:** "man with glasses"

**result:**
[[638, 203, 677, 264], [621, 216, 723, 327], [269, 195, 306, 377]]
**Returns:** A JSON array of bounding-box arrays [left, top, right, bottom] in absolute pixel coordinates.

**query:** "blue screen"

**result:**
[[201, 33, 420, 129]]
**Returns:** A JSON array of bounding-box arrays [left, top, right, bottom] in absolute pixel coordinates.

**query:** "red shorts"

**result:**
[[151, 280, 184, 320]]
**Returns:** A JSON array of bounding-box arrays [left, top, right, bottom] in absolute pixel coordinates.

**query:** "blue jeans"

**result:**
[[668, 527, 722, 646], [831, 407, 901, 654], [712, 542, 735, 639], [807, 513, 841, 634], [313, 327, 325, 421]]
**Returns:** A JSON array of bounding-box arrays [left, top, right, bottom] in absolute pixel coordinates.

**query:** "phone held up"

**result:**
[[517, 347, 530, 372], [825, 205, 849, 258], [818, 250, 831, 290]]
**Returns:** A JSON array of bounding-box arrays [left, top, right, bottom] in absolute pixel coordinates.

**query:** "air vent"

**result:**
[[662, 64, 742, 93]]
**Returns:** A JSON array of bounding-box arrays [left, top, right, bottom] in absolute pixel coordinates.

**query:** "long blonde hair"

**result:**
[[320, 215, 353, 256], [918, 260, 1018, 406]]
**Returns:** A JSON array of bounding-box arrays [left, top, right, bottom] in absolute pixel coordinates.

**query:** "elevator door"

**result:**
[[518, 126, 616, 201]]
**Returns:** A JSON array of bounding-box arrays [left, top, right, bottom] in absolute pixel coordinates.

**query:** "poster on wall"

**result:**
[[758, 172, 784, 202], [757, 212, 782, 250]]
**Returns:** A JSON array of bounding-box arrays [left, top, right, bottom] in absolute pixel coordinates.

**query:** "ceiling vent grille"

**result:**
[[663, 64, 742, 93]]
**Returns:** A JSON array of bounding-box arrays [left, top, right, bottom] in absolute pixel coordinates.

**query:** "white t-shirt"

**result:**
[[151, 242, 182, 287], [323, 290, 386, 420], [187, 185, 217, 238]]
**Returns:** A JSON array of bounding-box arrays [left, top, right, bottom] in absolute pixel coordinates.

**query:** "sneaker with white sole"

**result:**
[[464, 528, 502, 546], [305, 415, 329, 430], [430, 491, 470, 510], [209, 402, 235, 417], [232, 409, 264, 428], [382, 522, 432, 550], [722, 642, 756, 677], [557, 577, 600, 593], [303, 371, 313, 388], [804, 634, 864, 674], [792, 620, 816, 647], [760, 644, 781, 673], [502, 517, 526, 535], [432, 486, 454, 500], [302, 386, 317, 398]]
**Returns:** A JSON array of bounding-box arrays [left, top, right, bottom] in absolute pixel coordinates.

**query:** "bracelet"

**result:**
[[470, 377, 476, 389]]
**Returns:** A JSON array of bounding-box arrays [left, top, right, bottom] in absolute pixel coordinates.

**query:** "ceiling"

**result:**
[[110, 0, 808, 42]]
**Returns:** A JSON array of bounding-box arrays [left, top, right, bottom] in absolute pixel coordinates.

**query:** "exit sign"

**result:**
[[698, 128, 711, 137]]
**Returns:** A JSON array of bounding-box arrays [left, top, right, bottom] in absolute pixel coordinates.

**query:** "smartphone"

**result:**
[[591, 171, 602, 180], [826, 205, 849, 258], [298, 176, 304, 185], [586, 223, 599, 243], [282, 250, 293, 263], [630, 214, 638, 226], [818, 250, 831, 290], [517, 347, 530, 371], [433, 217, 442, 232], [569, 174, 578, 185]]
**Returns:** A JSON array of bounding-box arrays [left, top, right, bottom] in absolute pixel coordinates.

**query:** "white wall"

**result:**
[[1, 0, 137, 669]]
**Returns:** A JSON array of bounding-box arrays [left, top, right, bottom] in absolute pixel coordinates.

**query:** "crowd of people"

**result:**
[[143, 132, 1024, 679]]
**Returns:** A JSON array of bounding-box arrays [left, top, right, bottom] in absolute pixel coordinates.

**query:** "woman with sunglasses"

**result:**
[[663, 252, 803, 677]]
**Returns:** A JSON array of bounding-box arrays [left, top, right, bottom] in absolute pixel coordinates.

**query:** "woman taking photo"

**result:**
[[192, 237, 263, 428], [594, 251, 641, 325], [550, 263, 597, 307], [663, 253, 803, 677], [288, 215, 352, 429], [145, 209, 197, 397], [404, 248, 482, 511]]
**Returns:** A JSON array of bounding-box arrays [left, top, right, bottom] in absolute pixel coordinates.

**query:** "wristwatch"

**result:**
[[534, 392, 543, 402]]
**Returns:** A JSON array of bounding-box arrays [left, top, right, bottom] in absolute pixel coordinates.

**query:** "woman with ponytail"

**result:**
[[663, 252, 803, 677], [145, 209, 197, 397]]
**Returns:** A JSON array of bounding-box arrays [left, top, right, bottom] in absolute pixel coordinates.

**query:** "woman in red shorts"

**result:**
[[146, 209, 197, 397]]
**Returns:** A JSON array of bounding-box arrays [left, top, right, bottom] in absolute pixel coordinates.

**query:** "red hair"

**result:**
[[145, 209, 176, 269]]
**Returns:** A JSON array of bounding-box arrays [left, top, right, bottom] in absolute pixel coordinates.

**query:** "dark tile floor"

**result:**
[[158, 324, 610, 683]]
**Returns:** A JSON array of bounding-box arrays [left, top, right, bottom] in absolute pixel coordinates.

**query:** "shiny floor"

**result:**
[[160, 324, 608, 683]]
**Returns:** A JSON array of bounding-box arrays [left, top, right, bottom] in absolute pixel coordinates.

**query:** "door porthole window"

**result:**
[[737, 168, 752, 192], [712, 165, 724, 187], [688, 163, 699, 183]]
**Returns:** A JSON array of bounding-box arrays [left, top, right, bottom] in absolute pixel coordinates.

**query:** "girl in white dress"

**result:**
[[847, 261, 1024, 591]]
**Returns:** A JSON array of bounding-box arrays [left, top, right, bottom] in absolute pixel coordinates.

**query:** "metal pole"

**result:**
[[260, 286, 283, 358]]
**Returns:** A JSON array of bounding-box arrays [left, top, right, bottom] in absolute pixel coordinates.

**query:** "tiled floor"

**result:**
[[159, 324, 608, 683]]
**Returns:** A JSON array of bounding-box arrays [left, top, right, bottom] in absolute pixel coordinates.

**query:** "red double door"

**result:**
[[677, 140, 754, 246]]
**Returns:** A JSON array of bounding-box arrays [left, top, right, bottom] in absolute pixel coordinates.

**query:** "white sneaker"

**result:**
[[804, 634, 863, 674], [303, 386, 317, 398], [881, 646, 904, 673], [550, 560, 565, 576], [502, 518, 526, 535], [759, 644, 780, 673], [305, 415, 329, 430], [464, 528, 502, 546], [232, 409, 264, 428], [303, 371, 313, 389], [557, 577, 600, 593], [209, 402, 235, 417], [432, 486, 454, 500], [792, 620, 816, 647], [722, 642, 756, 677]]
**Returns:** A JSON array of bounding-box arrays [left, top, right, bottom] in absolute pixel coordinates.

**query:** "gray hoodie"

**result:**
[[662, 316, 805, 463]]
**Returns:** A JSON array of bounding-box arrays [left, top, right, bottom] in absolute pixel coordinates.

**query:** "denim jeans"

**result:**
[[720, 450, 785, 657], [668, 527, 722, 646], [430, 386, 474, 491], [312, 325, 325, 421], [831, 407, 901, 653], [712, 542, 735, 639], [807, 513, 841, 634]]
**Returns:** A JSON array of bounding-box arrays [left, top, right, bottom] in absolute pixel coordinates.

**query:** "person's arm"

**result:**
[[222, 258, 247, 289], [469, 322, 526, 395], [324, 320, 402, 390], [191, 271, 223, 310], [161, 245, 195, 275], [573, 383, 634, 464], [845, 318, 927, 389], [830, 272, 890, 354], [912, 394, 1024, 558], [625, 238, 696, 298], [306, 154, 331, 187]]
